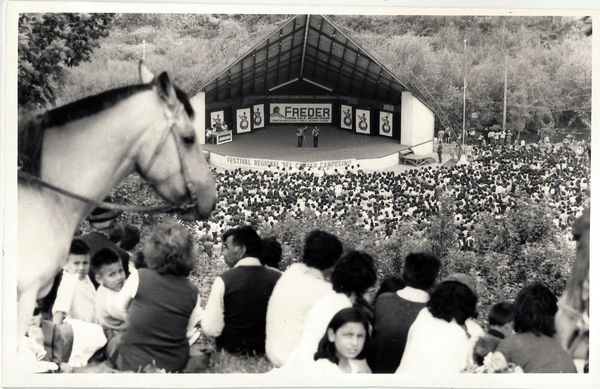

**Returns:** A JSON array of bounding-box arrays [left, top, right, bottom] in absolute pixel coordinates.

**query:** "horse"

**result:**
[[17, 62, 217, 348], [555, 208, 589, 370]]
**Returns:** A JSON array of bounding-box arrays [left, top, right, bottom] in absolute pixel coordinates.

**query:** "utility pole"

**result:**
[[502, 18, 508, 135], [462, 39, 467, 151]]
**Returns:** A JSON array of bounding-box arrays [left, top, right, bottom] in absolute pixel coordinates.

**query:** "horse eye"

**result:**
[[183, 135, 195, 145]]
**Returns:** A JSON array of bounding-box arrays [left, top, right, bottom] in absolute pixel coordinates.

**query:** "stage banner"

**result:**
[[340, 104, 353, 130], [269, 103, 332, 123], [210, 111, 225, 130], [236, 108, 251, 133], [225, 156, 357, 170], [379, 111, 393, 137], [355, 109, 370, 134], [253, 104, 265, 129]]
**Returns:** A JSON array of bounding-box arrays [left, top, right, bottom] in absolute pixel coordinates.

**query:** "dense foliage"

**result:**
[[27, 13, 590, 138], [18, 13, 114, 109], [105, 172, 575, 331]]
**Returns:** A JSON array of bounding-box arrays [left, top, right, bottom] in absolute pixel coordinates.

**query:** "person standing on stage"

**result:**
[[437, 143, 443, 164], [312, 127, 320, 148], [297, 126, 306, 148]]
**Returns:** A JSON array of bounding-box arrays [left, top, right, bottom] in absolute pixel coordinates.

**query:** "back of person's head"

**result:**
[[69, 238, 89, 255], [222, 225, 264, 258], [120, 224, 141, 251], [513, 282, 557, 337], [90, 247, 120, 275], [402, 252, 441, 290], [488, 301, 514, 327], [143, 223, 195, 277], [302, 230, 343, 270], [428, 278, 478, 325], [331, 251, 377, 296], [375, 275, 406, 299], [314, 307, 371, 364], [260, 236, 282, 269]]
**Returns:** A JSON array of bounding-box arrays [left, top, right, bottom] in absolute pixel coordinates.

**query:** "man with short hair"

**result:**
[[79, 197, 130, 289], [202, 226, 281, 355], [368, 252, 441, 373], [265, 230, 343, 367]]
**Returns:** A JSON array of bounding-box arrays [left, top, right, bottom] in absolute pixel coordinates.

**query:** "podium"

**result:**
[[215, 131, 232, 145]]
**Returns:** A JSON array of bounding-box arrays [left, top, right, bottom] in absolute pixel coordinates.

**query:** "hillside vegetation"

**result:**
[[55, 14, 591, 137]]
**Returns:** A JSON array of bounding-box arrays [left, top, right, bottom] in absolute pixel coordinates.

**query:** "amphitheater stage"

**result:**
[[203, 125, 424, 171]]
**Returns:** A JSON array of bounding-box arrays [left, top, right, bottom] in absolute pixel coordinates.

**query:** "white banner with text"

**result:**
[[270, 103, 332, 123], [224, 156, 357, 171]]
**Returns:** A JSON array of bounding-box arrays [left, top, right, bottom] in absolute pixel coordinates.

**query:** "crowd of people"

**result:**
[[25, 220, 581, 374], [196, 138, 589, 252], [22, 135, 589, 374]]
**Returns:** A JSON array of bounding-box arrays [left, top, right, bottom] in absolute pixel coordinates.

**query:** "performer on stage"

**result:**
[[312, 126, 320, 148], [296, 126, 306, 148]]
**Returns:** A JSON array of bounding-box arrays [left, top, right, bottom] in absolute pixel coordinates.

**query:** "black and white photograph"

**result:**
[[2, 1, 598, 387]]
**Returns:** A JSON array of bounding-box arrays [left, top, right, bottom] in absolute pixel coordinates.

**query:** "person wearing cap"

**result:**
[[396, 273, 484, 374], [80, 197, 130, 289]]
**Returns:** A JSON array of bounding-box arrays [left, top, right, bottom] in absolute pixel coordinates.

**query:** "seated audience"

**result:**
[[80, 197, 130, 288], [202, 226, 282, 355], [266, 230, 343, 367], [52, 239, 107, 367], [496, 283, 577, 373], [473, 301, 514, 366], [283, 250, 377, 370], [91, 248, 135, 359], [396, 273, 484, 374], [370, 252, 441, 373], [313, 307, 372, 374], [110, 224, 202, 372]]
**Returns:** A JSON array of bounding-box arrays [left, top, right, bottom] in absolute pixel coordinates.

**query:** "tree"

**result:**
[[18, 13, 114, 110]]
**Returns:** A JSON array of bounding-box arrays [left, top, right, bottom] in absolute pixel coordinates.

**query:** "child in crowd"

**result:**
[[313, 307, 372, 374], [91, 248, 134, 358], [282, 251, 377, 370], [119, 224, 141, 254], [51, 239, 107, 366], [496, 283, 577, 373], [473, 301, 514, 365], [52, 239, 97, 326], [110, 224, 203, 372]]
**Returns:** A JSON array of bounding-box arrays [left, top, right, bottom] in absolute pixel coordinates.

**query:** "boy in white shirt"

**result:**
[[91, 248, 135, 358], [52, 239, 106, 366], [53, 239, 97, 325]]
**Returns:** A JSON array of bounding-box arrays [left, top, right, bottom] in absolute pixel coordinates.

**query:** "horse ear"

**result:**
[[139, 60, 155, 84], [154, 72, 178, 109]]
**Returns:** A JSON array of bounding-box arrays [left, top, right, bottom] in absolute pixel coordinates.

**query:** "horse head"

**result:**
[[134, 62, 216, 220]]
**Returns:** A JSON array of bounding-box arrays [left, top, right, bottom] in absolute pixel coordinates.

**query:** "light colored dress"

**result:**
[[396, 308, 484, 374]]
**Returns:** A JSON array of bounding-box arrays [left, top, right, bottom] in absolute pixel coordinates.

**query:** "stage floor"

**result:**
[[203, 125, 408, 163]]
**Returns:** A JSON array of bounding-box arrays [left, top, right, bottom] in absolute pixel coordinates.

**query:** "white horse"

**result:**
[[17, 62, 217, 347]]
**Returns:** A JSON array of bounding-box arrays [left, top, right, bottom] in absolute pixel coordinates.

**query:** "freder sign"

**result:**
[[270, 103, 332, 123]]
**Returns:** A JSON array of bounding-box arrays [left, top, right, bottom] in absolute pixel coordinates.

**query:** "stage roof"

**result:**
[[201, 14, 432, 109]]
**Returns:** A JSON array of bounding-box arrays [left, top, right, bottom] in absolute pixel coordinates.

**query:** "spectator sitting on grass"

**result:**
[[265, 230, 343, 367], [472, 301, 514, 366], [202, 226, 282, 356]]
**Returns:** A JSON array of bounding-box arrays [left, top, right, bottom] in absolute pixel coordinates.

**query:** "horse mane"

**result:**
[[18, 83, 194, 181]]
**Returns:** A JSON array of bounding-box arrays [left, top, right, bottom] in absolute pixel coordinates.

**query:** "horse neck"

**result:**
[[39, 91, 166, 221]]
